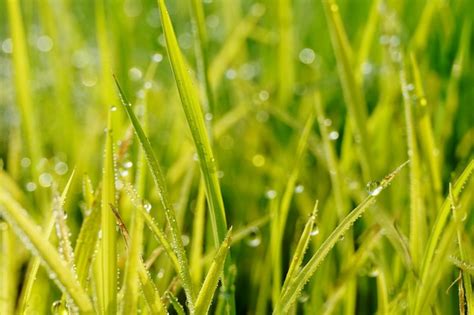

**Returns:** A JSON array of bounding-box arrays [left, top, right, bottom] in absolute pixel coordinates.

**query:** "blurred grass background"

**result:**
[[0, 0, 473, 314]]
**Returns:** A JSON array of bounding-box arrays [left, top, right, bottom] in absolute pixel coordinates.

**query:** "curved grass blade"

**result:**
[[194, 228, 232, 315], [167, 291, 186, 315], [0, 191, 93, 313], [275, 161, 409, 313]]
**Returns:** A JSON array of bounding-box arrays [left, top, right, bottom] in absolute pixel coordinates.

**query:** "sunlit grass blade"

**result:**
[[6, 0, 42, 179], [155, 0, 235, 311], [209, 4, 265, 88], [399, 59, 425, 267], [114, 76, 195, 308], [356, 0, 380, 79], [123, 183, 180, 280], [321, 0, 372, 181], [280, 201, 318, 295], [415, 159, 474, 312], [194, 228, 232, 315], [94, 107, 118, 314], [18, 169, 76, 313], [167, 291, 186, 315], [0, 222, 15, 315], [409, 53, 442, 201], [277, 0, 294, 107], [190, 182, 206, 288], [411, 0, 441, 52], [275, 160, 408, 313], [0, 191, 93, 313], [450, 183, 473, 314]]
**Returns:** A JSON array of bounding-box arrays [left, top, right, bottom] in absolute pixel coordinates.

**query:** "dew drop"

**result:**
[[54, 162, 68, 175], [298, 48, 316, 65], [152, 53, 163, 63], [181, 234, 190, 246], [258, 90, 269, 101], [205, 113, 213, 121], [265, 189, 277, 200], [310, 225, 320, 236], [246, 227, 262, 247], [295, 185, 304, 194], [21, 157, 31, 168], [328, 131, 339, 140], [298, 291, 309, 303], [110, 106, 117, 112], [123, 161, 133, 169], [39, 173, 53, 187], [252, 154, 265, 167], [26, 182, 37, 192], [366, 181, 382, 196], [144, 201, 152, 213]]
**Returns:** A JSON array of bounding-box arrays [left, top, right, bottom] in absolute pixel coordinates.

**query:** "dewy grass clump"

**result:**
[[0, 0, 473, 314]]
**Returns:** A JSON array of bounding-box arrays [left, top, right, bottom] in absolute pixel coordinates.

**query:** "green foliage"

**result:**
[[0, 0, 473, 313]]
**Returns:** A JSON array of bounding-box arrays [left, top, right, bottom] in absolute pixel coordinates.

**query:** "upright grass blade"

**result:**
[[123, 182, 180, 273], [415, 159, 474, 312], [190, 182, 206, 288], [155, 1, 235, 312], [0, 191, 93, 313], [6, 0, 42, 179], [18, 170, 76, 313], [94, 108, 118, 314], [277, 0, 295, 108], [167, 291, 186, 315], [450, 184, 473, 314], [410, 53, 442, 201], [275, 161, 409, 313], [194, 228, 233, 315], [321, 0, 372, 181], [114, 77, 196, 310], [399, 58, 425, 267], [0, 222, 15, 315], [280, 201, 318, 295]]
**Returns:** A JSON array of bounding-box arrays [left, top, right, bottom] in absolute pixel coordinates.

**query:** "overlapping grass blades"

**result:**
[[114, 76, 196, 310], [0, 190, 93, 313], [275, 160, 409, 313]]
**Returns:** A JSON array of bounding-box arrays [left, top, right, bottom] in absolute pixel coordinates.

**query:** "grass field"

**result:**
[[0, 0, 473, 314]]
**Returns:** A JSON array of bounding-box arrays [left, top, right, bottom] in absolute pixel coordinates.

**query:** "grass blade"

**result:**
[[94, 107, 118, 314], [114, 76, 196, 309], [194, 228, 233, 315], [277, 0, 295, 107], [275, 160, 408, 313], [0, 222, 15, 315], [0, 191, 93, 313]]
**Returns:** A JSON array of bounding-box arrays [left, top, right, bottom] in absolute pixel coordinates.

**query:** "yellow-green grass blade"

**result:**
[[18, 169, 76, 313], [155, 0, 235, 310], [209, 4, 265, 89], [411, 0, 442, 52], [399, 60, 426, 267], [439, 22, 471, 162], [280, 201, 318, 296], [0, 191, 93, 313], [356, 0, 380, 79], [167, 291, 186, 315], [123, 182, 180, 279], [275, 161, 408, 313], [450, 184, 473, 314], [321, 0, 372, 181], [190, 182, 206, 288], [6, 0, 43, 178], [415, 159, 474, 312], [277, 0, 295, 108], [0, 222, 15, 315], [94, 108, 118, 314], [189, 0, 215, 118], [115, 76, 195, 308], [194, 228, 233, 315], [409, 53, 442, 201]]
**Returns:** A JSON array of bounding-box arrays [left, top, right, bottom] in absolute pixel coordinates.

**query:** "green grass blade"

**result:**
[[94, 107, 118, 314], [280, 201, 318, 295], [190, 182, 206, 288], [0, 191, 93, 313], [399, 59, 425, 266], [123, 182, 181, 282], [137, 259, 167, 314], [450, 184, 473, 314], [0, 222, 15, 315], [194, 228, 232, 315], [321, 0, 372, 181], [167, 291, 186, 315], [275, 161, 408, 313], [277, 0, 295, 107], [415, 159, 474, 312], [114, 76, 195, 309]]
